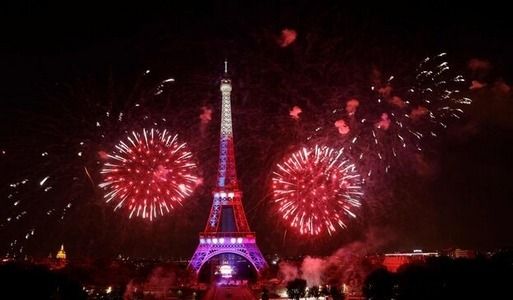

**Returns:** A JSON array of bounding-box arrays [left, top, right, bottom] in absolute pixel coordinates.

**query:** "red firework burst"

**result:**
[[272, 145, 363, 235], [99, 128, 198, 220]]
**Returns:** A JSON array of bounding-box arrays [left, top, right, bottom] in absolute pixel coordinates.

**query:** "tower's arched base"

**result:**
[[189, 236, 267, 277], [197, 253, 258, 283]]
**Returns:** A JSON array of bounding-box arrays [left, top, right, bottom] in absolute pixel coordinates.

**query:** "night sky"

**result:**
[[1, 1, 512, 258]]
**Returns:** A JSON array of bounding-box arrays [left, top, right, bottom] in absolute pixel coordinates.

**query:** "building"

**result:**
[[449, 248, 476, 259], [56, 244, 67, 260], [382, 250, 438, 272]]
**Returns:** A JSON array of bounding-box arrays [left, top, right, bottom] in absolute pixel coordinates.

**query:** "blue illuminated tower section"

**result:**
[[189, 62, 267, 275]]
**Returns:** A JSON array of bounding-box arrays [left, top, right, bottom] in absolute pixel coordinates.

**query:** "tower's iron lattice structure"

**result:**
[[189, 62, 267, 274]]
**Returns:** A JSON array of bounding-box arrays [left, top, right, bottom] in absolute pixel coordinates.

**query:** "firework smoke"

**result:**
[[278, 28, 298, 47], [301, 257, 326, 287], [278, 227, 395, 287], [199, 106, 213, 124], [124, 266, 177, 300], [278, 261, 300, 283], [289, 106, 302, 120]]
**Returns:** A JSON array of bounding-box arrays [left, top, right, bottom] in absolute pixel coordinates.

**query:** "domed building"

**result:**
[[56, 244, 67, 260]]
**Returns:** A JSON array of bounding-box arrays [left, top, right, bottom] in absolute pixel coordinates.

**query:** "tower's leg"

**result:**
[[190, 244, 210, 273]]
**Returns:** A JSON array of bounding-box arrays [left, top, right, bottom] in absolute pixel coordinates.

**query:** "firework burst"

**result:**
[[272, 144, 363, 236], [0, 71, 187, 256], [99, 128, 198, 220], [301, 53, 471, 178]]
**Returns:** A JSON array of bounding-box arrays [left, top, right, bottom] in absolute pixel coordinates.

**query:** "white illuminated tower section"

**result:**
[[189, 61, 267, 275]]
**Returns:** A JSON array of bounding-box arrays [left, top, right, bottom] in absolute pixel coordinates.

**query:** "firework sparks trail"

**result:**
[[0, 70, 188, 256], [305, 53, 472, 177]]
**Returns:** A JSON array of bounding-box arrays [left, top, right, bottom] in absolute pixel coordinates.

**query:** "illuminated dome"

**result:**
[[56, 244, 66, 260]]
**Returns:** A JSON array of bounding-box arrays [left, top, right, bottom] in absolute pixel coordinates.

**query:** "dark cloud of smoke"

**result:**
[[469, 80, 486, 90], [278, 227, 395, 287], [278, 261, 299, 283], [98, 150, 109, 160], [413, 153, 438, 178], [375, 113, 391, 130], [289, 105, 302, 120], [371, 67, 382, 87], [124, 266, 177, 300], [124, 281, 137, 300], [199, 106, 212, 124], [301, 256, 325, 287], [388, 96, 406, 108], [334, 119, 350, 135], [199, 106, 213, 136], [278, 28, 298, 47], [492, 80, 511, 96], [345, 99, 360, 116], [378, 85, 393, 98], [410, 106, 429, 120], [321, 227, 395, 286], [467, 58, 512, 97], [467, 58, 492, 73]]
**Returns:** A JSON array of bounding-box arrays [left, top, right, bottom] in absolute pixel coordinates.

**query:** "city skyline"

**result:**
[[1, 1, 512, 260]]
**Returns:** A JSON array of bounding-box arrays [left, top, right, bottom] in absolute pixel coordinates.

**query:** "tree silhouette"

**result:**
[[363, 267, 395, 300], [0, 263, 87, 299], [308, 285, 320, 299], [286, 278, 307, 300], [363, 252, 513, 300], [261, 287, 270, 300], [329, 285, 345, 300]]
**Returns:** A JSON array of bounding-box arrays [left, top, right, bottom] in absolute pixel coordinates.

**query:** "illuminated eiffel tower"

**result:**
[[189, 61, 267, 275]]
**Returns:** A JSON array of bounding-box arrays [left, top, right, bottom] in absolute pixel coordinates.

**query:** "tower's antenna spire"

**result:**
[[224, 59, 228, 74]]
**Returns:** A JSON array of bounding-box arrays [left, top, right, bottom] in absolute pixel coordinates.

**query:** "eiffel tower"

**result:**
[[189, 61, 267, 275]]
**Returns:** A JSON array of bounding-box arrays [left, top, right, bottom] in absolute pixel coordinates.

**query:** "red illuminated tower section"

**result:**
[[189, 62, 267, 274]]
